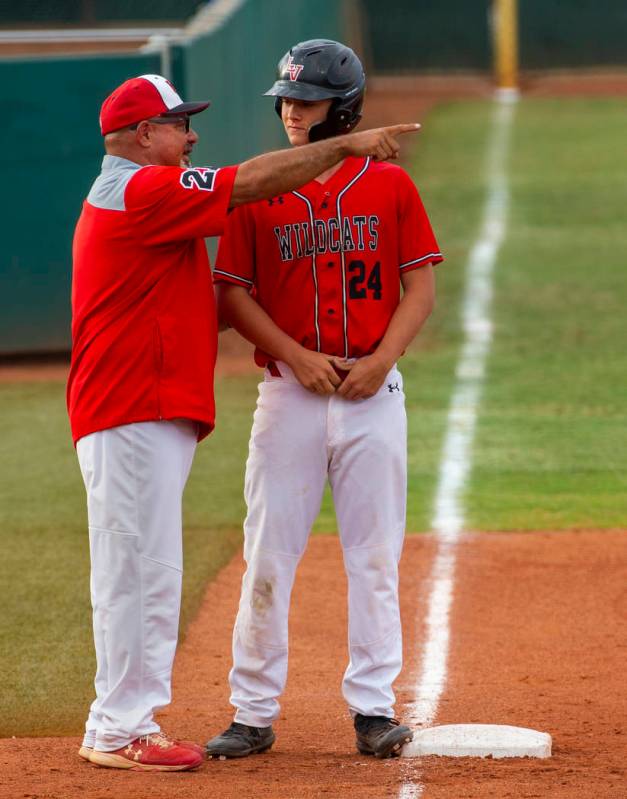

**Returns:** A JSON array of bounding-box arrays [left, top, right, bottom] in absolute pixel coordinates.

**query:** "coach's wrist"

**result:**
[[329, 136, 350, 159]]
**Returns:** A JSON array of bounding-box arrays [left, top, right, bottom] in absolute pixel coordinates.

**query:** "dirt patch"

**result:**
[[213, 329, 255, 377], [1, 530, 625, 798], [0, 360, 69, 383], [414, 530, 627, 799], [521, 69, 627, 97]]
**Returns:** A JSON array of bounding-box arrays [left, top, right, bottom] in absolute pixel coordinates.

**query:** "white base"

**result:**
[[401, 724, 552, 759]]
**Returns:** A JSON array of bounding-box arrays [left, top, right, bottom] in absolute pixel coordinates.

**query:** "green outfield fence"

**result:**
[[1, 52, 161, 354], [519, 0, 627, 69], [362, 0, 491, 72], [362, 0, 627, 73]]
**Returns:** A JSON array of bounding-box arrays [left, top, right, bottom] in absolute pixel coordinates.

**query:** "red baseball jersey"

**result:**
[[67, 156, 238, 445], [214, 156, 442, 365]]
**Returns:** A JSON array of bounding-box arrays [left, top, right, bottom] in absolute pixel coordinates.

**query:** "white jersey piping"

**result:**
[[335, 157, 371, 358]]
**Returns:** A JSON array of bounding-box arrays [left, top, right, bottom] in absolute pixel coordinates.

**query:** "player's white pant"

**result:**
[[76, 419, 197, 751], [230, 362, 407, 727]]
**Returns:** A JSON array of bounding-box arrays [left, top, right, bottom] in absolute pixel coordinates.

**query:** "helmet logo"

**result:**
[[285, 55, 304, 81]]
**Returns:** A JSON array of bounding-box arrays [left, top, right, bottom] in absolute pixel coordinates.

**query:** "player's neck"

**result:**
[[314, 160, 345, 185]]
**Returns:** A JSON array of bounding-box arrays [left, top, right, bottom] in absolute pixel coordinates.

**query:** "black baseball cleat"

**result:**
[[354, 714, 413, 759], [205, 722, 276, 759]]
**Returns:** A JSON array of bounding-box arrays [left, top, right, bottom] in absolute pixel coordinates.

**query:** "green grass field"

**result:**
[[1, 97, 625, 736], [468, 99, 627, 529]]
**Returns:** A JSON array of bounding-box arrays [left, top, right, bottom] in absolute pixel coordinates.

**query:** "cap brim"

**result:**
[[163, 100, 211, 117], [263, 81, 342, 101]]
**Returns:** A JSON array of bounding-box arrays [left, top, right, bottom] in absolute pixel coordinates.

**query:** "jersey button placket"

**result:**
[[316, 191, 342, 355], [317, 252, 341, 352]]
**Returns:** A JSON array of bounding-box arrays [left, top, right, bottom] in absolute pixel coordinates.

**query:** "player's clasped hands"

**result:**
[[346, 123, 421, 162], [288, 348, 390, 400], [288, 348, 342, 395], [332, 354, 391, 400]]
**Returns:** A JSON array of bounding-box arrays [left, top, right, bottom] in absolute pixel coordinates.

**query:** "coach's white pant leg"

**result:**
[[77, 420, 197, 751], [230, 375, 328, 727], [81, 559, 111, 750], [329, 368, 408, 718]]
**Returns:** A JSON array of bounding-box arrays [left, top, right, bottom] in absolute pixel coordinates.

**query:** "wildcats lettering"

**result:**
[[273, 216, 380, 263]]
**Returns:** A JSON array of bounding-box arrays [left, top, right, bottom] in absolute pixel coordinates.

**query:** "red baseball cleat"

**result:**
[[177, 739, 205, 756], [88, 732, 204, 771], [79, 734, 204, 762]]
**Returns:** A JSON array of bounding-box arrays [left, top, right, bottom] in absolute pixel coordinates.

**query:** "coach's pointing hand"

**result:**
[[344, 123, 421, 162]]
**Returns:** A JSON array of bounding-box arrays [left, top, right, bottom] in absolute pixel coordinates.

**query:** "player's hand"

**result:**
[[333, 354, 391, 400], [286, 347, 342, 395], [344, 123, 421, 162]]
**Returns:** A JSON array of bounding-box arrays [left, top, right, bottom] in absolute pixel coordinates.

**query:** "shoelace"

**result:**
[[139, 732, 174, 749]]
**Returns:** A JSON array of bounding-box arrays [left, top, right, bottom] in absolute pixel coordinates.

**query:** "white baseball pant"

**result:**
[[76, 419, 197, 751], [229, 362, 407, 727]]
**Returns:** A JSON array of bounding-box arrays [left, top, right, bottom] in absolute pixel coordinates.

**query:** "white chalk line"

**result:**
[[398, 95, 517, 799]]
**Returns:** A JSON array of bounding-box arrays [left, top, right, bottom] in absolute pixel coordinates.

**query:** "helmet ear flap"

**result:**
[[308, 99, 362, 142], [274, 96, 282, 119], [333, 108, 353, 131]]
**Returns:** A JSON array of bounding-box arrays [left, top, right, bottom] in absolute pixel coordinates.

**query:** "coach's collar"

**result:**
[[101, 154, 143, 172]]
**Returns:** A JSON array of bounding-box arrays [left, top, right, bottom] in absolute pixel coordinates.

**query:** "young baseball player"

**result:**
[[206, 40, 443, 760], [68, 72, 419, 772]]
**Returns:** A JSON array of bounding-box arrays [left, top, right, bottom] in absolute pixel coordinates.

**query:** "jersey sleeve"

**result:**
[[396, 169, 443, 272], [213, 204, 256, 289], [124, 164, 239, 244]]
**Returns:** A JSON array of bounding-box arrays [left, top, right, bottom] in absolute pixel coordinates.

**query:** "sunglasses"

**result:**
[[129, 115, 191, 133]]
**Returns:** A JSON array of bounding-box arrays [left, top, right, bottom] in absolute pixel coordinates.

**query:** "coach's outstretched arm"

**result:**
[[230, 124, 420, 207]]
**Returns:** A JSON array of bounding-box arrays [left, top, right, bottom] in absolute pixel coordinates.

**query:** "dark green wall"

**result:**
[[362, 0, 491, 72], [520, 0, 627, 69], [361, 0, 627, 73], [0, 53, 161, 353]]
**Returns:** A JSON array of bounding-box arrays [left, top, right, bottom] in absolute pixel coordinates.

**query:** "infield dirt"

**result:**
[[1, 530, 625, 798]]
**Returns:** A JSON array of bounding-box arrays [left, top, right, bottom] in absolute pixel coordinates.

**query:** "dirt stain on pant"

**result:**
[[251, 578, 275, 616]]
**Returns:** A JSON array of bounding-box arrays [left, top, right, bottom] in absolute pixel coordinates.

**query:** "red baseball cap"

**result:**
[[99, 74, 210, 135]]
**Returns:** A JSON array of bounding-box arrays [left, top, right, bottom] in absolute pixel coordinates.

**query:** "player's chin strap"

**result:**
[[308, 107, 362, 142]]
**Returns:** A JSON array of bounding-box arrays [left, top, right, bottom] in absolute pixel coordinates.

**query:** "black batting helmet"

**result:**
[[264, 39, 365, 142]]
